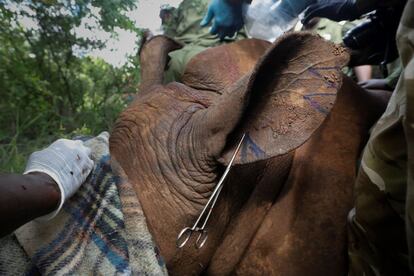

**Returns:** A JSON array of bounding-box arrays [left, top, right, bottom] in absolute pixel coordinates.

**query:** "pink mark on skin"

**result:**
[[219, 47, 241, 83]]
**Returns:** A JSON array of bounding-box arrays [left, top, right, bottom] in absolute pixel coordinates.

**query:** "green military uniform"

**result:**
[[162, 0, 247, 83], [310, 17, 403, 85], [313, 18, 359, 44], [310, 18, 363, 77], [386, 60, 403, 89], [348, 0, 414, 274]]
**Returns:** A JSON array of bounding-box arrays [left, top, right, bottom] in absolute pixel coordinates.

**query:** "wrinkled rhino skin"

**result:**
[[110, 33, 388, 275]]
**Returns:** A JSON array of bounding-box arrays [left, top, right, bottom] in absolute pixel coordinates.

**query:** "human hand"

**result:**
[[358, 79, 392, 91], [24, 139, 94, 219], [303, 0, 360, 25], [200, 0, 244, 41]]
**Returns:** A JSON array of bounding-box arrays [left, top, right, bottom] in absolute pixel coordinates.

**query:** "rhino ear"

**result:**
[[210, 32, 349, 165], [139, 35, 183, 94]]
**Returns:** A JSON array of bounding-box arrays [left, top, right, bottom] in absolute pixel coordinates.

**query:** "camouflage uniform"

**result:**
[[310, 18, 364, 77], [313, 18, 359, 45], [312, 19, 404, 84], [386, 60, 403, 89], [162, 0, 247, 83], [348, 0, 414, 274]]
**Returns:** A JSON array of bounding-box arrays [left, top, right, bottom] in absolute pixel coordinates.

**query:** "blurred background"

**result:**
[[0, 0, 183, 172]]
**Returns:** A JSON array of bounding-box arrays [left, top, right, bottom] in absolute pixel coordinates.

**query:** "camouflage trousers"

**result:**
[[348, 0, 414, 274]]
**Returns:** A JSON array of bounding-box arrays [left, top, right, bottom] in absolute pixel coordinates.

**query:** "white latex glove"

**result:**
[[24, 139, 94, 220]]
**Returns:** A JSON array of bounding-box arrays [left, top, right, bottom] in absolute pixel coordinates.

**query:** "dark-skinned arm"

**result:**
[[0, 172, 60, 238], [0, 137, 96, 238]]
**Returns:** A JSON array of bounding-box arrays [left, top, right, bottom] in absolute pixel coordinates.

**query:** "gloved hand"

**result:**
[[200, 0, 244, 41], [303, 0, 360, 25], [358, 79, 392, 91], [24, 139, 94, 220]]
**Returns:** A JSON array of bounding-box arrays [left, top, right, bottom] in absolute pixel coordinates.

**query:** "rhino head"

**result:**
[[110, 32, 387, 275]]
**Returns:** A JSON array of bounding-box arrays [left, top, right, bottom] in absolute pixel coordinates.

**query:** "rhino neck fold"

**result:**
[[109, 99, 231, 274], [166, 110, 219, 206]]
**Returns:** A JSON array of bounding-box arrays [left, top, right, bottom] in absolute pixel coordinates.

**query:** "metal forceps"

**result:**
[[176, 133, 246, 249]]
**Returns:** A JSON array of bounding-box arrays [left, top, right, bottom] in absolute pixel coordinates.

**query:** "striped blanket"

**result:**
[[0, 132, 167, 275]]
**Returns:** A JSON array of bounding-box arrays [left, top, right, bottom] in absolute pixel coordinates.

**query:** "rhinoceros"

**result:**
[[110, 32, 388, 275]]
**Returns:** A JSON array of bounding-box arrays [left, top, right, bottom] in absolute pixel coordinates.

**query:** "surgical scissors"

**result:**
[[176, 133, 246, 249]]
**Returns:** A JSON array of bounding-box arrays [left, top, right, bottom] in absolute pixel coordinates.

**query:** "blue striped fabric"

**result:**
[[9, 133, 167, 275]]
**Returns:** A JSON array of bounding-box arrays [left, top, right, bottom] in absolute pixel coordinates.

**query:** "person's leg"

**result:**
[[349, 75, 409, 274], [164, 45, 207, 83], [399, 0, 414, 270]]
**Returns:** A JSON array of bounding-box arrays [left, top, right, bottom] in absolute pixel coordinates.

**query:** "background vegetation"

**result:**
[[0, 0, 142, 173]]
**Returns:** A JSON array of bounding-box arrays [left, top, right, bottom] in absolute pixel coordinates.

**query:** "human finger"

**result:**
[[200, 6, 214, 27]]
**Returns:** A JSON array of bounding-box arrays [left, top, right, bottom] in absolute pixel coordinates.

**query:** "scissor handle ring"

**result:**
[[195, 230, 208, 249], [176, 227, 192, 248]]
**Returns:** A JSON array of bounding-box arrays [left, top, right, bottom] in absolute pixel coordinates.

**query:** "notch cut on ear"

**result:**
[[217, 32, 350, 165]]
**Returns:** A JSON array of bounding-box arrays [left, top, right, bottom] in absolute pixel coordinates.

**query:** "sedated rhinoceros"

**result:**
[[109, 32, 388, 275]]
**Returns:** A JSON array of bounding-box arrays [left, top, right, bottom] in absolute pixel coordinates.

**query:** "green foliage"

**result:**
[[0, 0, 142, 173]]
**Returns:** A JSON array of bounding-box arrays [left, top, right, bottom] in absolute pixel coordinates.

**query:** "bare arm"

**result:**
[[0, 172, 60, 238], [0, 137, 96, 238], [354, 65, 372, 82]]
